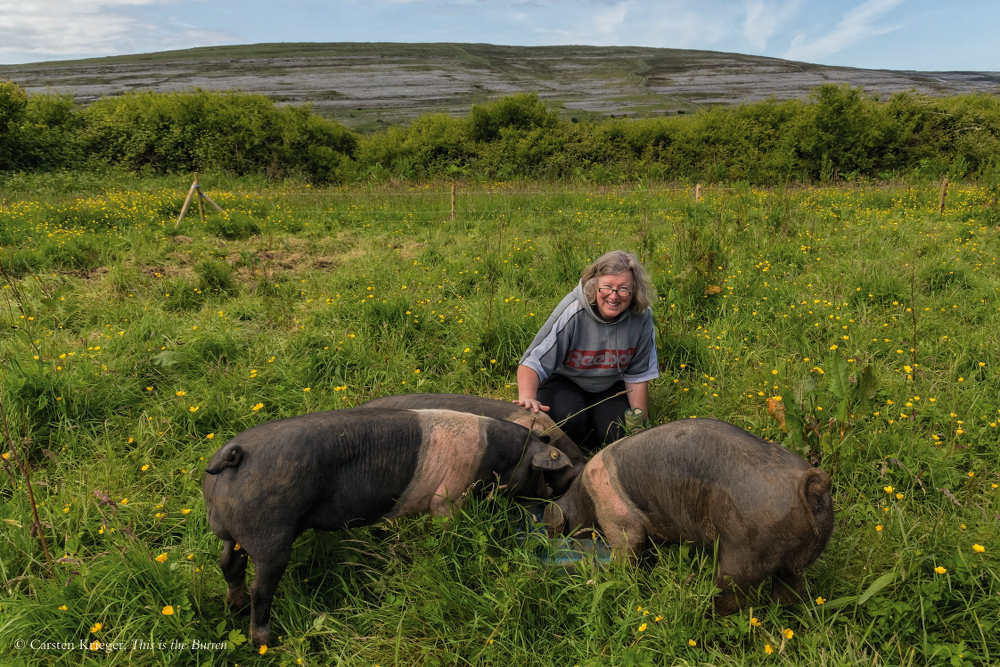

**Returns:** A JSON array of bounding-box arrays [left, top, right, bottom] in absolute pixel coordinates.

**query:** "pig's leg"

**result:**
[[428, 484, 461, 518], [219, 539, 249, 611], [584, 455, 645, 558], [249, 547, 291, 648], [602, 520, 647, 560], [713, 543, 755, 616], [592, 494, 646, 559], [771, 567, 804, 605]]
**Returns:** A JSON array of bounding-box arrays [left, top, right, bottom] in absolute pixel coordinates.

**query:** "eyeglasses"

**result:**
[[597, 285, 633, 298]]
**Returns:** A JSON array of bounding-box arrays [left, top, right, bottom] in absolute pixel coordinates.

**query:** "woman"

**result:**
[[515, 250, 658, 451]]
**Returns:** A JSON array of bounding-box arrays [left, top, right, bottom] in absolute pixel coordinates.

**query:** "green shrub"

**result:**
[[195, 259, 237, 296], [206, 212, 261, 240], [469, 93, 558, 142], [0, 80, 28, 170], [81, 90, 357, 182]]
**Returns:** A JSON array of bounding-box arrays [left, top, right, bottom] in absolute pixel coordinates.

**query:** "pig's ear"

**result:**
[[531, 446, 572, 471]]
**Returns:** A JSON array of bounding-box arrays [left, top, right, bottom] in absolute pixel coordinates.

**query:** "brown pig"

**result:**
[[543, 418, 833, 614], [203, 407, 572, 647]]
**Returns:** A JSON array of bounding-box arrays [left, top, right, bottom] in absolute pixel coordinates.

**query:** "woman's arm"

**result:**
[[515, 365, 549, 413], [625, 381, 648, 413]]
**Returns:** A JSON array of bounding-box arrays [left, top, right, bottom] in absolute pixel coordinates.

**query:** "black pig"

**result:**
[[203, 407, 572, 647], [360, 392, 586, 490], [544, 418, 833, 614]]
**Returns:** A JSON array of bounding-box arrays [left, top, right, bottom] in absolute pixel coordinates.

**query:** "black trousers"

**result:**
[[537, 374, 629, 452]]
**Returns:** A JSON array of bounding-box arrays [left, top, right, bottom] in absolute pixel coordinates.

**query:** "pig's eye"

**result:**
[[537, 434, 551, 444]]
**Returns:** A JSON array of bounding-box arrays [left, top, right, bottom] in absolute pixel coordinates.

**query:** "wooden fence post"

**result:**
[[695, 183, 703, 202], [938, 177, 949, 214], [450, 182, 456, 220], [176, 173, 225, 228], [176, 174, 199, 227]]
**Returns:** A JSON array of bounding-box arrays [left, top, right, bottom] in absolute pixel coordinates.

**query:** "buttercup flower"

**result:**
[[162, 605, 174, 615], [934, 566, 947, 574]]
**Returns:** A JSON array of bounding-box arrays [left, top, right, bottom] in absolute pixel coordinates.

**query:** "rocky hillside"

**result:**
[[3, 42, 998, 130]]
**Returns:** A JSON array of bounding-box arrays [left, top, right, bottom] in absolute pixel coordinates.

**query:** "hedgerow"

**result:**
[[1, 82, 999, 184]]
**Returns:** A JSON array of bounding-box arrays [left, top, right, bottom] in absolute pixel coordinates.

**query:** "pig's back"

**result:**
[[607, 419, 812, 538], [215, 408, 424, 530]]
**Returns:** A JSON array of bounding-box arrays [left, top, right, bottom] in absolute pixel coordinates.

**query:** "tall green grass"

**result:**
[[1, 175, 997, 665]]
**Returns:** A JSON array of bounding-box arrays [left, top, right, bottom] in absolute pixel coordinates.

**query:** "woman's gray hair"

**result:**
[[580, 250, 655, 313]]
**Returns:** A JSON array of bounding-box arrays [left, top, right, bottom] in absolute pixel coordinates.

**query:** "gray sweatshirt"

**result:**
[[519, 282, 659, 392]]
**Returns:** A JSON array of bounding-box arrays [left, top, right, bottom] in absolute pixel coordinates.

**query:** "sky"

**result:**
[[1, 0, 997, 71]]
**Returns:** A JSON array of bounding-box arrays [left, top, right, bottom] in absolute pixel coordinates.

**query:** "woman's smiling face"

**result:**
[[594, 270, 634, 320]]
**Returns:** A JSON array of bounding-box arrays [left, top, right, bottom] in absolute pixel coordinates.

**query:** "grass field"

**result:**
[[1, 172, 998, 665]]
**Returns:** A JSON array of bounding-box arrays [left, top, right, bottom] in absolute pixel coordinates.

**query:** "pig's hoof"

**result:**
[[772, 581, 803, 606], [712, 592, 741, 617], [252, 625, 271, 649]]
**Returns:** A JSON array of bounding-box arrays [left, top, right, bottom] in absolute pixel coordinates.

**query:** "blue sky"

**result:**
[[1, 0, 997, 70]]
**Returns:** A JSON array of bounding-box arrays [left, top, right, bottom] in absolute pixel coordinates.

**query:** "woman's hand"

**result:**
[[514, 397, 549, 413]]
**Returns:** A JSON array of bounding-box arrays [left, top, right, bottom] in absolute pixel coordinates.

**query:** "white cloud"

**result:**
[[0, 1, 233, 61], [523, 0, 733, 49], [783, 0, 904, 63], [743, 0, 800, 51], [592, 2, 630, 39]]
